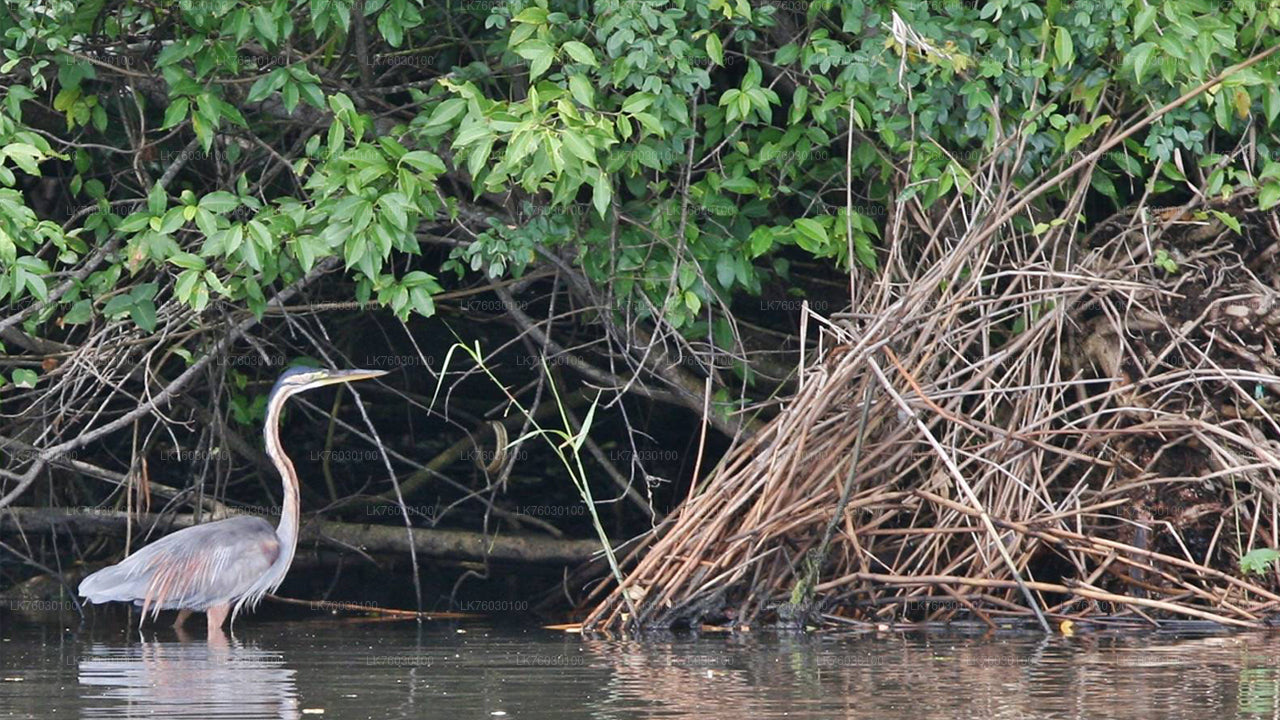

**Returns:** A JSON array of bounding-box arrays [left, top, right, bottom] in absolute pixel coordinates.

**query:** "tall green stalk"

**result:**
[[434, 341, 638, 620]]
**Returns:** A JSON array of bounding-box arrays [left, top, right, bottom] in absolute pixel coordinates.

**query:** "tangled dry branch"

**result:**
[[586, 118, 1280, 631]]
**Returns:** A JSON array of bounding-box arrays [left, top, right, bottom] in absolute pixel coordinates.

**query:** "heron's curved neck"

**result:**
[[263, 394, 301, 564]]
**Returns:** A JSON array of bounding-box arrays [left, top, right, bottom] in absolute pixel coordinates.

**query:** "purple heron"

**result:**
[[79, 366, 386, 640]]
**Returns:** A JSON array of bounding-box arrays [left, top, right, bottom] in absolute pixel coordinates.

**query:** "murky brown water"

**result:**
[[4, 610, 1280, 718]]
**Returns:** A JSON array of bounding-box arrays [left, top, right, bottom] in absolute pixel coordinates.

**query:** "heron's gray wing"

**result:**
[[79, 516, 280, 616]]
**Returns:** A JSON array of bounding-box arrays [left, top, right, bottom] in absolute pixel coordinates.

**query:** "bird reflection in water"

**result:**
[[78, 636, 300, 720]]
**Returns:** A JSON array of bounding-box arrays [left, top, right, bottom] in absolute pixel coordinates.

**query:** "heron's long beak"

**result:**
[[314, 368, 388, 386]]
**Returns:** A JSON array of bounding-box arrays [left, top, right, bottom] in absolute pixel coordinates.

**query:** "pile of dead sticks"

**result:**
[[585, 152, 1280, 632]]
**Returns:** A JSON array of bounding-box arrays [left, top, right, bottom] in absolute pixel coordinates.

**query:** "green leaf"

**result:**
[[684, 290, 702, 315], [131, 299, 157, 332], [53, 88, 80, 113], [194, 207, 219, 238], [20, 271, 47, 302], [561, 130, 595, 163], [247, 219, 273, 251], [63, 299, 93, 325], [377, 10, 403, 47], [1211, 210, 1241, 234], [1241, 548, 1280, 576], [1134, 5, 1157, 37], [102, 294, 134, 317], [615, 113, 632, 140], [570, 391, 599, 452], [1064, 124, 1094, 152], [161, 97, 189, 129], [1131, 42, 1156, 84], [400, 150, 445, 175], [561, 41, 597, 66], [512, 6, 548, 23], [515, 40, 555, 79], [706, 33, 724, 66], [592, 168, 612, 217], [622, 93, 655, 114], [199, 191, 240, 213], [633, 111, 665, 137], [794, 218, 828, 246], [409, 287, 435, 317], [215, 98, 248, 127], [569, 74, 595, 108], [157, 206, 187, 233], [510, 22, 537, 47], [721, 176, 756, 194], [147, 182, 167, 215], [11, 368, 37, 389], [853, 233, 878, 271], [675, 271, 700, 300], [466, 137, 494, 178], [282, 81, 300, 113], [715, 254, 735, 288], [117, 213, 150, 233], [253, 5, 278, 44], [0, 227, 14, 264], [155, 41, 193, 68], [380, 194, 408, 230], [168, 251, 205, 270], [174, 268, 200, 302], [1259, 183, 1280, 211], [246, 68, 287, 102], [1090, 171, 1118, 203], [530, 53, 553, 79], [454, 122, 491, 148], [131, 282, 158, 302], [223, 224, 245, 256], [204, 271, 229, 296], [2, 143, 44, 175], [1054, 27, 1073, 67], [425, 98, 467, 128], [241, 228, 262, 270], [774, 43, 799, 66]]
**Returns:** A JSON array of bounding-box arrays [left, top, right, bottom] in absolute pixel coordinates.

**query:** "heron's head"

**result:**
[[271, 366, 388, 398]]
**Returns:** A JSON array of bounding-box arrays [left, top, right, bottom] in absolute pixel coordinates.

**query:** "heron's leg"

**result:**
[[173, 609, 192, 629], [206, 604, 230, 641]]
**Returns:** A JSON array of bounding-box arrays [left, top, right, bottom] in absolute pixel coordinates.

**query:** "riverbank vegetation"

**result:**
[[2, 0, 1280, 628]]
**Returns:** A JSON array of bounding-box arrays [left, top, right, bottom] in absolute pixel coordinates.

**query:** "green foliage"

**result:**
[[417, 0, 1280, 332], [1153, 248, 1180, 274], [1240, 548, 1280, 576], [1, 0, 1280, 363], [10, 368, 38, 389]]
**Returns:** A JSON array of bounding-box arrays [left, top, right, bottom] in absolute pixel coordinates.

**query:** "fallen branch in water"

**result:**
[[265, 594, 476, 619], [0, 506, 611, 565]]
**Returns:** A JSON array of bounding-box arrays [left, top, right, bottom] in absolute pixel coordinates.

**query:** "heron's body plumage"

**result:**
[[79, 515, 282, 617]]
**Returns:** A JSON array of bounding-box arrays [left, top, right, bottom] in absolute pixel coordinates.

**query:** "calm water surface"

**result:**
[[4, 611, 1280, 719]]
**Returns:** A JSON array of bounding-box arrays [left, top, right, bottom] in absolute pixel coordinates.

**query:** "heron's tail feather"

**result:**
[[79, 560, 150, 604]]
